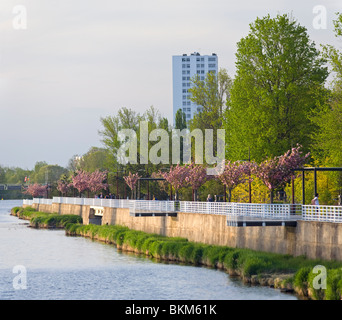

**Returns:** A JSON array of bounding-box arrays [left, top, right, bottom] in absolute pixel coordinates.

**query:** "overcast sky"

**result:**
[[0, 0, 341, 170]]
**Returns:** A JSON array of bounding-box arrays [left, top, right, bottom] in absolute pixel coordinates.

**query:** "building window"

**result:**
[[209, 64, 216, 68]]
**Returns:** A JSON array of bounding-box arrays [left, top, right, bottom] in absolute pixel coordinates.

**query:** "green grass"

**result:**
[[11, 206, 82, 228]]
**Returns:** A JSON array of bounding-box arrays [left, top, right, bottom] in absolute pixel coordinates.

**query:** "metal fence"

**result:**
[[180, 201, 229, 215], [26, 197, 342, 224], [23, 199, 33, 205], [52, 197, 133, 208], [225, 203, 301, 226], [52, 197, 176, 215], [130, 200, 177, 216], [302, 205, 342, 223], [32, 198, 53, 205]]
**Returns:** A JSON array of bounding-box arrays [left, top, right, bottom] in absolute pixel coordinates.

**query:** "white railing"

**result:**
[[180, 201, 228, 215], [23, 199, 33, 205], [32, 198, 53, 205], [225, 203, 299, 226], [302, 205, 342, 223], [52, 197, 176, 214], [130, 200, 176, 215], [52, 197, 133, 208], [29, 197, 342, 225]]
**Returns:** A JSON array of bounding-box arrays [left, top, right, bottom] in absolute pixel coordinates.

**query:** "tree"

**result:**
[[217, 161, 248, 202], [71, 170, 90, 197], [159, 164, 189, 200], [23, 183, 47, 198], [123, 172, 141, 199], [189, 68, 232, 131], [175, 108, 187, 130], [185, 163, 210, 201], [99, 107, 141, 171], [88, 170, 108, 194], [57, 180, 71, 197], [79, 147, 109, 172], [311, 13, 342, 167], [226, 13, 328, 162], [255, 145, 309, 203]]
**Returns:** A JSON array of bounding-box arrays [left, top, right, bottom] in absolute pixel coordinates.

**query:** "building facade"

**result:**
[[172, 52, 218, 125]]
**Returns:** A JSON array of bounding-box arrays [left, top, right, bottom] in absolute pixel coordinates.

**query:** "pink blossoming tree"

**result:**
[[23, 183, 47, 198], [217, 161, 249, 202], [88, 170, 108, 194], [72, 170, 91, 197], [123, 172, 141, 199], [159, 164, 189, 200], [256, 145, 310, 203], [71, 169, 108, 197], [57, 180, 71, 196], [185, 163, 210, 201]]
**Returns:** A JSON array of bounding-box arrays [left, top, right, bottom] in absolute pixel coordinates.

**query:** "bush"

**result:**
[[190, 245, 204, 265], [325, 269, 342, 300], [293, 267, 311, 290], [178, 243, 195, 263], [242, 256, 271, 277], [149, 241, 164, 257]]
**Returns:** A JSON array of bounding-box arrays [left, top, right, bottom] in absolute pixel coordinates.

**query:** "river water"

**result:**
[[0, 200, 297, 300]]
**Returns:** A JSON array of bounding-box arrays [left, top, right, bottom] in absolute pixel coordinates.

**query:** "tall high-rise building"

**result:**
[[172, 52, 218, 126]]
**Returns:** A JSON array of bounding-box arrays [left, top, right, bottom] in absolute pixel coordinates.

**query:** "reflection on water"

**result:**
[[0, 200, 297, 300]]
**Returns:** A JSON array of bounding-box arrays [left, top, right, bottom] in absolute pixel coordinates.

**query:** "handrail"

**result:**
[[24, 197, 342, 224]]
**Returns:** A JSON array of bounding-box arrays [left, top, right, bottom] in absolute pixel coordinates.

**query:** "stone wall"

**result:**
[[25, 203, 342, 261]]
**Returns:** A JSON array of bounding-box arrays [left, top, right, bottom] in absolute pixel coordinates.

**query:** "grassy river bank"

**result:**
[[11, 206, 342, 300]]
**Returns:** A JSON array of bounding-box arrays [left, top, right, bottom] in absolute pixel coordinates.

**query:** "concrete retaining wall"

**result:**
[[24, 203, 342, 261]]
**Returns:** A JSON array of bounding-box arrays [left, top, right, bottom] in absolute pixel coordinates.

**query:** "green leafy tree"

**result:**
[[226, 14, 328, 162], [189, 68, 232, 131], [175, 108, 187, 130], [311, 13, 342, 167], [79, 147, 109, 172]]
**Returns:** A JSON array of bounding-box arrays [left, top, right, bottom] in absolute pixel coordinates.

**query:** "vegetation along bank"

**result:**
[[11, 206, 342, 300]]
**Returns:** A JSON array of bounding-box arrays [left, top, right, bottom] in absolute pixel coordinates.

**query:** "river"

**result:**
[[0, 200, 297, 300]]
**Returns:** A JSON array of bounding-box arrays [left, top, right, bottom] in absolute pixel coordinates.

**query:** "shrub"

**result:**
[[325, 269, 342, 300], [190, 245, 204, 265], [149, 240, 164, 257], [242, 256, 271, 277], [293, 267, 311, 290], [178, 243, 195, 263]]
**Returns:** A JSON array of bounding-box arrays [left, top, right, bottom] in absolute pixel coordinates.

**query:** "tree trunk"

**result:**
[[228, 188, 232, 202], [270, 189, 274, 204], [194, 189, 198, 202]]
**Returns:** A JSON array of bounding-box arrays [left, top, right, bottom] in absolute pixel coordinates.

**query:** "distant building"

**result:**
[[172, 52, 218, 125]]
